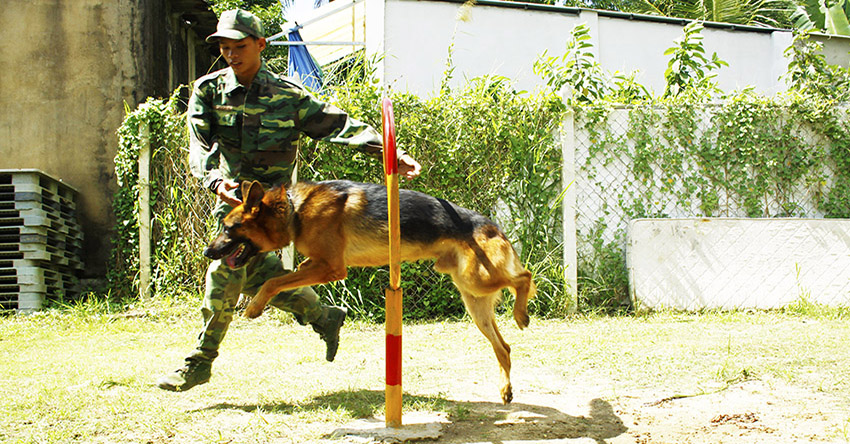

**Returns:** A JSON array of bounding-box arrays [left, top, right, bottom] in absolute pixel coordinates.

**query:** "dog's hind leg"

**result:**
[[460, 291, 513, 404], [510, 271, 536, 330]]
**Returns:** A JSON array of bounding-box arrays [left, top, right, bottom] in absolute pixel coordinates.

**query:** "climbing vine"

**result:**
[[541, 23, 850, 311], [580, 96, 850, 221], [108, 21, 850, 315], [111, 92, 216, 301]]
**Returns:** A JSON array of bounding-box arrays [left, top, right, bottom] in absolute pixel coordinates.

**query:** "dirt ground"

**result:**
[[438, 380, 845, 443], [330, 376, 847, 444], [324, 319, 850, 444]]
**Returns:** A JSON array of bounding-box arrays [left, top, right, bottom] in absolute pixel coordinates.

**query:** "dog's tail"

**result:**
[[512, 271, 536, 330]]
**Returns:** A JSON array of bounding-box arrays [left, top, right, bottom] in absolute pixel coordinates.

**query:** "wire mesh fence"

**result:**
[[123, 92, 569, 319], [574, 104, 843, 246], [126, 96, 850, 314], [570, 103, 850, 309]]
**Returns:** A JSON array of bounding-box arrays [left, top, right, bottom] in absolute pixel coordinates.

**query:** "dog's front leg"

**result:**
[[245, 279, 285, 319], [244, 258, 346, 319]]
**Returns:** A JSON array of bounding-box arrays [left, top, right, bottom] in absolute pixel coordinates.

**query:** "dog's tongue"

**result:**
[[225, 244, 244, 268]]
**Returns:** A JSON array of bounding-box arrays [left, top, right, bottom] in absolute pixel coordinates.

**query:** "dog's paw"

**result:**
[[501, 384, 513, 404], [244, 304, 264, 319], [514, 311, 530, 330]]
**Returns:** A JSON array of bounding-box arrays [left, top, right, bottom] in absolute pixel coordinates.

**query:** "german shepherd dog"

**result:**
[[204, 180, 536, 404]]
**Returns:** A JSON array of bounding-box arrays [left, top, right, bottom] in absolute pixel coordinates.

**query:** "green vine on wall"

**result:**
[[582, 96, 850, 222], [540, 22, 850, 311], [111, 92, 216, 301], [111, 97, 174, 298], [110, 69, 569, 318]]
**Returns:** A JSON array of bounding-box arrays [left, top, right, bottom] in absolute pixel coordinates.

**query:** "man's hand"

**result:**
[[398, 153, 422, 180], [216, 179, 242, 207]]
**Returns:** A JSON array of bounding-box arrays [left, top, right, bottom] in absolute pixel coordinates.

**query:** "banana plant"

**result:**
[[792, 0, 850, 35], [625, 0, 793, 28]]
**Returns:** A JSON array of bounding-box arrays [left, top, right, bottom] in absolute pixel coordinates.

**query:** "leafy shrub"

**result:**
[[112, 93, 217, 303], [111, 60, 568, 320], [111, 21, 850, 318]]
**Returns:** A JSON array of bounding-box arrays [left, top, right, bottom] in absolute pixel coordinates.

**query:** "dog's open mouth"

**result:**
[[205, 238, 259, 269], [224, 241, 258, 268]]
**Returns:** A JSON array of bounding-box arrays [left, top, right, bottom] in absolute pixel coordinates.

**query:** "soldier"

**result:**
[[157, 8, 421, 392]]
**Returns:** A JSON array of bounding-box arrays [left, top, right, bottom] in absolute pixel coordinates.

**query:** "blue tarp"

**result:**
[[287, 29, 323, 91]]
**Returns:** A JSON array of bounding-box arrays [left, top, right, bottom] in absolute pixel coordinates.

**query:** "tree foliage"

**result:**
[[792, 0, 850, 35], [207, 0, 290, 71], [627, 0, 793, 27]]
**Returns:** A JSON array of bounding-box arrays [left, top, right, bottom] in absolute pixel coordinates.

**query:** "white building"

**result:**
[[279, 0, 850, 96]]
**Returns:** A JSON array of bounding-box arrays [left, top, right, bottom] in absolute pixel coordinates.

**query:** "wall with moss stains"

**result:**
[[0, 0, 217, 277]]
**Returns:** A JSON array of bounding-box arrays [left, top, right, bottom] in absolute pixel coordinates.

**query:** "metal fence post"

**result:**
[[560, 89, 578, 314], [139, 120, 151, 301]]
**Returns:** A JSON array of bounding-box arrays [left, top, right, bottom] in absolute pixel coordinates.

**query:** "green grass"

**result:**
[[1, 304, 850, 443]]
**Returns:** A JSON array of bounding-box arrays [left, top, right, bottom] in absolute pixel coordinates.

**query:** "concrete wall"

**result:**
[[368, 0, 850, 96], [0, 0, 217, 278], [628, 218, 850, 310]]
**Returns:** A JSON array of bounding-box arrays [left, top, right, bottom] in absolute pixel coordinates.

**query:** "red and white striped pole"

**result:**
[[382, 98, 403, 428]]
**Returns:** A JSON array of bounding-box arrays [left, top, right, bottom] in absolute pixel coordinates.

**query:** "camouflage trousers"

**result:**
[[188, 202, 325, 364]]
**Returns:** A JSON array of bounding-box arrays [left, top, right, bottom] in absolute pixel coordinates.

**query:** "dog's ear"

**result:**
[[240, 181, 252, 204], [244, 181, 265, 211]]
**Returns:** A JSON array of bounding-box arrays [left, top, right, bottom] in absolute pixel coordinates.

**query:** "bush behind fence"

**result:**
[[111, 80, 568, 320], [112, 83, 850, 317]]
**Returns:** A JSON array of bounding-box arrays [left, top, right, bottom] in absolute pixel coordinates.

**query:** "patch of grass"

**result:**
[[782, 294, 850, 319], [1, 307, 850, 442], [836, 417, 850, 442]]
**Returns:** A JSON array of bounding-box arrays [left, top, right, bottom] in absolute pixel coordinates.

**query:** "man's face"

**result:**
[[218, 37, 266, 82]]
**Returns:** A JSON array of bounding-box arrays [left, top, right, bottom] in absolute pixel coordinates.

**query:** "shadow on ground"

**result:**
[[202, 389, 627, 443], [442, 397, 627, 443]]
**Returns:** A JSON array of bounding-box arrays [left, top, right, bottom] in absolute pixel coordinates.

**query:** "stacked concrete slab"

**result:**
[[0, 170, 83, 311]]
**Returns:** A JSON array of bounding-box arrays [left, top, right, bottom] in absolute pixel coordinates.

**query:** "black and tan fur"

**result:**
[[204, 180, 537, 403]]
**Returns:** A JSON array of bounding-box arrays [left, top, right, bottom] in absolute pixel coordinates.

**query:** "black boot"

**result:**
[[156, 358, 212, 392], [311, 306, 347, 362]]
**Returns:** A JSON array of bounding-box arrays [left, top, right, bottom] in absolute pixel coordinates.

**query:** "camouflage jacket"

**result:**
[[188, 63, 384, 191]]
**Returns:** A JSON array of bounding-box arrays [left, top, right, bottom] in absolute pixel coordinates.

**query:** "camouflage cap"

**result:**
[[206, 9, 265, 43]]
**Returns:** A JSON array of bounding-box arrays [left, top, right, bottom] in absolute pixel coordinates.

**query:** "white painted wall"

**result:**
[[628, 218, 850, 310], [365, 0, 850, 96]]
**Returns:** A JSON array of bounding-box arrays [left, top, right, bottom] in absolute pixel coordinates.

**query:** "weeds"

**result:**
[[783, 296, 850, 319]]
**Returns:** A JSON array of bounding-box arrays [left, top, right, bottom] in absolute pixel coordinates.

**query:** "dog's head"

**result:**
[[204, 181, 285, 269]]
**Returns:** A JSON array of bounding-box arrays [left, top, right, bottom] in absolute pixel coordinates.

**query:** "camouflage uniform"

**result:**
[[185, 61, 384, 365], [156, 7, 394, 392]]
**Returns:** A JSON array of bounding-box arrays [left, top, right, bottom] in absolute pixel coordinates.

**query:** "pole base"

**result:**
[[386, 384, 403, 428], [332, 412, 448, 441]]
